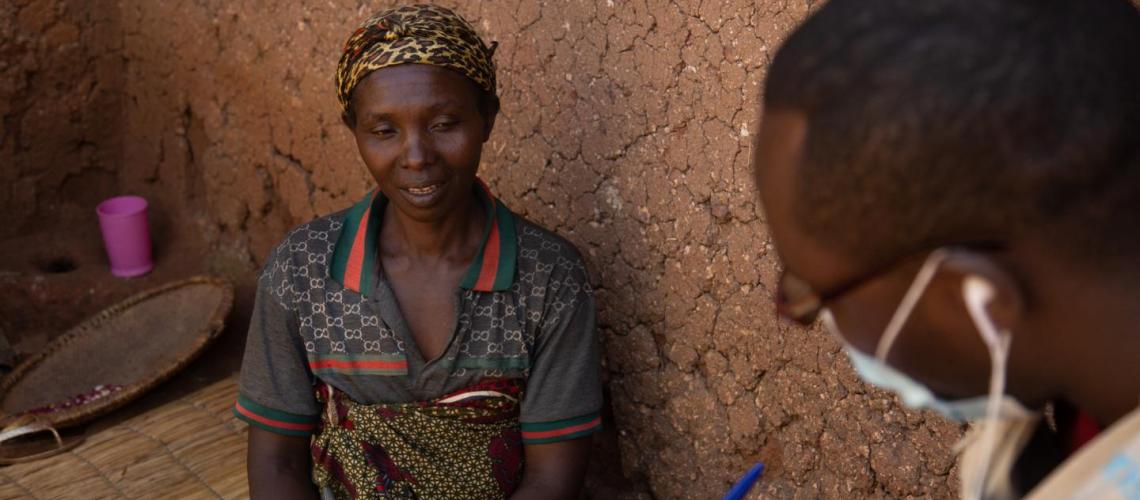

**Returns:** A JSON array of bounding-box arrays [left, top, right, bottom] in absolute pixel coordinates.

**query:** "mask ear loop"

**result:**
[[874, 249, 952, 361], [963, 275, 1031, 421], [961, 275, 1031, 499], [963, 276, 1011, 419]]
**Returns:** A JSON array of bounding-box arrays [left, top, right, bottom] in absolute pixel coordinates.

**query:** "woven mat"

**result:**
[[0, 378, 249, 499]]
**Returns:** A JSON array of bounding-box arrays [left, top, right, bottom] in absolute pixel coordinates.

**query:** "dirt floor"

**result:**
[[0, 207, 253, 434]]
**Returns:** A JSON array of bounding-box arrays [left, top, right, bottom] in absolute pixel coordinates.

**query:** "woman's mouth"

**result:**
[[406, 185, 439, 196], [399, 180, 447, 208]]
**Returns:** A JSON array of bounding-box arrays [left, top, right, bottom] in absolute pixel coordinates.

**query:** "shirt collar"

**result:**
[[329, 178, 517, 296]]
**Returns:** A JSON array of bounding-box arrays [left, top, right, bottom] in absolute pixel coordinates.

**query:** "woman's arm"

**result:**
[[510, 437, 593, 500], [247, 427, 320, 500]]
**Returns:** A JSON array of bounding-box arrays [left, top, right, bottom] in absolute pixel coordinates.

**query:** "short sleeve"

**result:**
[[233, 256, 320, 437], [519, 257, 603, 445]]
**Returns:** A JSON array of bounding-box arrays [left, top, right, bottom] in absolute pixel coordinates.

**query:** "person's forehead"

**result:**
[[753, 109, 807, 263], [753, 109, 806, 196], [753, 108, 861, 289], [354, 64, 478, 106]]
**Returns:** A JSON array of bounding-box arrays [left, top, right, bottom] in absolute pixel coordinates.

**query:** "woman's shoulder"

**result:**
[[513, 215, 585, 259], [511, 215, 591, 286], [259, 210, 349, 281]]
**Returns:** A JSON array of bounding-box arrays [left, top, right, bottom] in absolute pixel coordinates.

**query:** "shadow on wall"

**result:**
[[1, 0, 125, 240], [4, 0, 967, 498], [483, 57, 662, 494]]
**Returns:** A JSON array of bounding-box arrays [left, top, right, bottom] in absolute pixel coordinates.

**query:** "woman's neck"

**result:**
[[380, 194, 485, 264]]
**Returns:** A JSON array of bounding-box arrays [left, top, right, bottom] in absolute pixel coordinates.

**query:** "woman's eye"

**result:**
[[431, 120, 458, 131], [372, 127, 395, 137]]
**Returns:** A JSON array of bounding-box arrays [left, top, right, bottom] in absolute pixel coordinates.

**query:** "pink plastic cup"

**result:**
[[96, 196, 154, 278]]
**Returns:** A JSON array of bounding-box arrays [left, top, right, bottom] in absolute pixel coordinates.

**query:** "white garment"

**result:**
[[958, 405, 1140, 499]]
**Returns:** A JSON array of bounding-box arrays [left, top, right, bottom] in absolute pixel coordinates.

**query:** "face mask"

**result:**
[[837, 336, 1011, 421], [822, 250, 1042, 499], [820, 249, 1033, 423]]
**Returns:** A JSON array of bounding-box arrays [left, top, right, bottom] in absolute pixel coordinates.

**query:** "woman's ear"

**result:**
[[482, 96, 500, 142]]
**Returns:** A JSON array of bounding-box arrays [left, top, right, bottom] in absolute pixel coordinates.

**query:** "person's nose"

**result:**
[[401, 129, 435, 171]]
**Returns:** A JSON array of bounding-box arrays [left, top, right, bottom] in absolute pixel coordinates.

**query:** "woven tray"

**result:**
[[0, 276, 234, 429]]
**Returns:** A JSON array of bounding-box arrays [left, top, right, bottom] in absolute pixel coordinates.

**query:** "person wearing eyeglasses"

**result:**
[[750, 0, 1140, 498]]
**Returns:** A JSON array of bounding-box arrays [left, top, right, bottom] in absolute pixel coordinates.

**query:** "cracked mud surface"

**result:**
[[4, 1, 969, 497], [1, 0, 124, 239]]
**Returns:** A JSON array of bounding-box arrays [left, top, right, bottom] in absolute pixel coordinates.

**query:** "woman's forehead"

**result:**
[[353, 65, 481, 111]]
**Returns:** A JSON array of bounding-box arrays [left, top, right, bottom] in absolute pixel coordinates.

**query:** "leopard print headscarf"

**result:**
[[336, 4, 497, 115]]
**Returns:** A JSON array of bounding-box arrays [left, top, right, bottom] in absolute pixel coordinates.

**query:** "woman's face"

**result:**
[[349, 64, 493, 223]]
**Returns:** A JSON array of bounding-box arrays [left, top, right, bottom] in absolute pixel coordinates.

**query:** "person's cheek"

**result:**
[[828, 284, 900, 355], [828, 301, 882, 355]]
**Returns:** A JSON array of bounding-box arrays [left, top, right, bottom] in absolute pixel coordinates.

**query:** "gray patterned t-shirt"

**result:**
[[234, 184, 603, 443]]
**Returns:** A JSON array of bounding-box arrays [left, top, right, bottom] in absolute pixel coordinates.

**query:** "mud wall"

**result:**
[[9, 0, 967, 497], [1, 0, 123, 239]]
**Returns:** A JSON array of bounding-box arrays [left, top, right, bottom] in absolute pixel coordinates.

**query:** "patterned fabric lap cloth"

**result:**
[[311, 378, 524, 499]]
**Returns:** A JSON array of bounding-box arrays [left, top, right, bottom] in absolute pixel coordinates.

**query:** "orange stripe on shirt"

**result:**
[[308, 359, 407, 370], [474, 218, 501, 291], [234, 402, 316, 431], [343, 195, 375, 291], [521, 416, 602, 439]]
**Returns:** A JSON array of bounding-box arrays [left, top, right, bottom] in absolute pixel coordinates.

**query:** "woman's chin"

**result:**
[[390, 192, 477, 224]]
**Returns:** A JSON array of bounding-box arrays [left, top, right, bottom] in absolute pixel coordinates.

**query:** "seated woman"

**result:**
[[233, 5, 602, 499]]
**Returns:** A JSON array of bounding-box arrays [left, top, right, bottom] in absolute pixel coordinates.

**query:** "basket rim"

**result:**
[[0, 275, 235, 429]]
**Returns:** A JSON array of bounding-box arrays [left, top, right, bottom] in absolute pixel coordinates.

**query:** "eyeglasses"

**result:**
[[775, 243, 1002, 326], [776, 267, 878, 326], [777, 255, 922, 325]]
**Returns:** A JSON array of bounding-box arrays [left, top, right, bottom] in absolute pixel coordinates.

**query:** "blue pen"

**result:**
[[723, 462, 765, 500]]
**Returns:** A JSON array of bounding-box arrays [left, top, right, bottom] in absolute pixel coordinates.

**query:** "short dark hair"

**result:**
[[765, 0, 1140, 273]]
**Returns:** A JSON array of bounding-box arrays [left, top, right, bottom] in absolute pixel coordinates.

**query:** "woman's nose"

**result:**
[[402, 130, 434, 171]]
